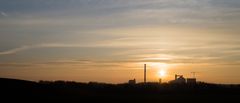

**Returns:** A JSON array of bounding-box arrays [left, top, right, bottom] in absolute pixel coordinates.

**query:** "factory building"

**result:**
[[187, 78, 197, 84], [169, 74, 197, 84], [128, 79, 136, 85]]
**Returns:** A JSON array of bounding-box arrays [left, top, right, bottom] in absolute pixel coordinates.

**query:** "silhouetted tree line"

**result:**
[[0, 78, 239, 103]]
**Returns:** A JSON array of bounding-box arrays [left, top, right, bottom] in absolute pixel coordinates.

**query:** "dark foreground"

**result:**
[[0, 78, 240, 103]]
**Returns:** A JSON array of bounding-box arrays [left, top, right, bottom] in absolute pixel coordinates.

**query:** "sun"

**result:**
[[158, 69, 166, 77], [148, 63, 168, 78]]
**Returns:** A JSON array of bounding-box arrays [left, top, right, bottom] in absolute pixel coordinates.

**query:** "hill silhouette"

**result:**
[[0, 78, 240, 103]]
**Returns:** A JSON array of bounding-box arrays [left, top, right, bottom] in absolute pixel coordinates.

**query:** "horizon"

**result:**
[[1, 76, 239, 85], [0, 0, 240, 84]]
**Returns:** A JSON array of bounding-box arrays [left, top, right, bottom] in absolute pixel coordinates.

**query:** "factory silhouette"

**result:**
[[128, 64, 197, 85], [0, 64, 239, 102]]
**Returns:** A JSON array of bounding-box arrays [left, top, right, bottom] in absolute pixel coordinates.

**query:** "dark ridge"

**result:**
[[0, 78, 239, 103]]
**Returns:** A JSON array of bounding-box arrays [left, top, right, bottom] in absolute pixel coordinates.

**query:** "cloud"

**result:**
[[1, 56, 239, 69], [0, 42, 127, 56], [0, 43, 86, 55], [0, 11, 8, 17], [0, 44, 72, 55], [0, 0, 240, 68], [0, 46, 30, 55], [0, 62, 34, 67]]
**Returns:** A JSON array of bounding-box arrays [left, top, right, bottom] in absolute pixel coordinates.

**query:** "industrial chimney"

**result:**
[[144, 64, 146, 83]]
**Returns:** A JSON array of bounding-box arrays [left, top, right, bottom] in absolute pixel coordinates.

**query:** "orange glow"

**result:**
[[158, 69, 166, 78]]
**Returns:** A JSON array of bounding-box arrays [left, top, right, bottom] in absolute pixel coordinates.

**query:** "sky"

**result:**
[[0, 0, 240, 84]]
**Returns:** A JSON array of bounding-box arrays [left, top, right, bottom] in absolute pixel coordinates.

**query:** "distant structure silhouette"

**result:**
[[144, 64, 146, 84], [128, 79, 136, 85], [191, 72, 196, 78], [159, 78, 162, 84], [187, 78, 196, 84], [170, 74, 186, 84], [169, 74, 197, 84]]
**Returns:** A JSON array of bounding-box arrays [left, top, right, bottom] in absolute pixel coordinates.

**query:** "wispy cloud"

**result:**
[[0, 43, 85, 55], [0, 62, 34, 67], [0, 11, 8, 17], [0, 42, 128, 56], [0, 46, 30, 55], [1, 57, 240, 69]]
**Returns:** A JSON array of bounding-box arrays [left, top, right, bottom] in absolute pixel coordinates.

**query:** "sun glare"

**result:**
[[147, 63, 168, 78], [158, 70, 166, 77]]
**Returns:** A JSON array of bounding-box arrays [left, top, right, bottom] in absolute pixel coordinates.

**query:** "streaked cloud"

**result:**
[[0, 46, 30, 55], [0, 11, 8, 17], [0, 43, 84, 55]]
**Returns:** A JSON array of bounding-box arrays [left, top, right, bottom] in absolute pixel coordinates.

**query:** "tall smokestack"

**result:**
[[144, 64, 146, 83]]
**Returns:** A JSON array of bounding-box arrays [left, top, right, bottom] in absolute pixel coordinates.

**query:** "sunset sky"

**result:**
[[0, 0, 240, 84]]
